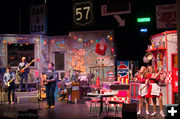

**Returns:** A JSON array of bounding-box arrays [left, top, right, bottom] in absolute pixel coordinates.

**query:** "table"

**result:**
[[87, 92, 116, 114]]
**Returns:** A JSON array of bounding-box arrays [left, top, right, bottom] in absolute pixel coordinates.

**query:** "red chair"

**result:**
[[107, 90, 128, 117]]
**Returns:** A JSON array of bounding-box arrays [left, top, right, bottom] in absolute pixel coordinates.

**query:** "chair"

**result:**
[[89, 97, 108, 116], [107, 90, 128, 117]]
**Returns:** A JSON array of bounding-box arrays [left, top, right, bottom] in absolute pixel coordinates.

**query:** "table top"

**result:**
[[87, 92, 117, 97]]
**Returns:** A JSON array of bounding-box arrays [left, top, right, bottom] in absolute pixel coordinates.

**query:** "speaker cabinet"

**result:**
[[122, 103, 137, 119]]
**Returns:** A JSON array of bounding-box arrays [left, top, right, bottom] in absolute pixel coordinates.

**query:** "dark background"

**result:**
[[0, 0, 176, 66]]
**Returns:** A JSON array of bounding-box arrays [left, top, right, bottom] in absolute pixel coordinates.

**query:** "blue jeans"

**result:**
[[46, 83, 56, 106], [8, 82, 15, 103], [20, 73, 28, 91]]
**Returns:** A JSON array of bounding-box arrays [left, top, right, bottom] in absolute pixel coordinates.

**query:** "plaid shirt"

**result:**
[[43, 69, 58, 83]]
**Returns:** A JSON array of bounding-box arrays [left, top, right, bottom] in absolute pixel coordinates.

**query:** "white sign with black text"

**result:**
[[30, 5, 46, 34]]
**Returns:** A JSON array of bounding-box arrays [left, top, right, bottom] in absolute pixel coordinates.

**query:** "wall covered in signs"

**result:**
[[67, 30, 115, 83]]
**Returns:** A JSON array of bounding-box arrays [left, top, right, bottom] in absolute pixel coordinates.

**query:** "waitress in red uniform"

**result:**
[[135, 66, 150, 115], [147, 66, 164, 117]]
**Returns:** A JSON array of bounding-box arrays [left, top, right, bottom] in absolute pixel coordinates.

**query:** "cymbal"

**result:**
[[73, 69, 81, 72]]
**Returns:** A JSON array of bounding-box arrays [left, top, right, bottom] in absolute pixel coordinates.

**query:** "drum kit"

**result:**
[[71, 69, 94, 102]]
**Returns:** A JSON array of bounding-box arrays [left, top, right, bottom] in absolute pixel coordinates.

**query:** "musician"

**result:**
[[3, 66, 16, 104], [71, 70, 79, 82], [18, 57, 29, 92], [42, 62, 58, 109]]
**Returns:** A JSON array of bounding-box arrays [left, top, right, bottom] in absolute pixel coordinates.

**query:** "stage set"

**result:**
[[0, 30, 178, 119]]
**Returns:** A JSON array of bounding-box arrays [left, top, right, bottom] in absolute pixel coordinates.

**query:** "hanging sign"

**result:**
[[156, 4, 176, 29], [30, 5, 47, 34], [73, 0, 94, 28]]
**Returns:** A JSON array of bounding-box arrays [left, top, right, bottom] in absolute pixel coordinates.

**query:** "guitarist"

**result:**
[[3, 66, 16, 104], [18, 57, 30, 92], [42, 62, 58, 109]]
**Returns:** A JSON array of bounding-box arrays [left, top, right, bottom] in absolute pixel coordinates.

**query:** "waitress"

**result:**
[[134, 66, 150, 115]]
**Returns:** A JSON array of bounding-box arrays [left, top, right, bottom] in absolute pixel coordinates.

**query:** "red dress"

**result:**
[[148, 73, 163, 98], [137, 74, 149, 98]]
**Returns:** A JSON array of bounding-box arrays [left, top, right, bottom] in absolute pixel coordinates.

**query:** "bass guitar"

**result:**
[[17, 59, 35, 76], [6, 77, 16, 87]]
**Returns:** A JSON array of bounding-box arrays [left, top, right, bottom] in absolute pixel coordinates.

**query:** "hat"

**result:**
[[22, 57, 26, 60]]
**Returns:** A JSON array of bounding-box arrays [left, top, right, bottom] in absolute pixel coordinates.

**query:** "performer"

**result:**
[[3, 66, 16, 104], [71, 70, 79, 82], [59, 72, 70, 101], [134, 66, 150, 115], [18, 57, 29, 92], [42, 62, 58, 109], [147, 66, 165, 117]]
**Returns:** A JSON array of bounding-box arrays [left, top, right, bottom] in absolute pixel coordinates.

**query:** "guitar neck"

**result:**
[[8, 77, 15, 84], [22, 60, 34, 70]]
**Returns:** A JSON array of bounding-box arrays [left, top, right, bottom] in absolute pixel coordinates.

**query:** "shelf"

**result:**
[[146, 47, 166, 52]]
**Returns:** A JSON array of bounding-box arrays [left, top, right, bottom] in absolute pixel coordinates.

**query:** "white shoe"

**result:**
[[146, 110, 149, 115], [160, 110, 165, 117], [151, 112, 156, 116], [137, 111, 141, 115]]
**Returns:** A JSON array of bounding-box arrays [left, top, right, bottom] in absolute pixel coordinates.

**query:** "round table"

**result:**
[[87, 92, 117, 114]]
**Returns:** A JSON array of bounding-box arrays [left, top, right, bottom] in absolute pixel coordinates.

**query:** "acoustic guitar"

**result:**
[[40, 74, 47, 99]]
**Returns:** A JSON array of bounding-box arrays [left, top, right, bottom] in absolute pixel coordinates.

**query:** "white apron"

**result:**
[[138, 84, 148, 97], [150, 83, 161, 96]]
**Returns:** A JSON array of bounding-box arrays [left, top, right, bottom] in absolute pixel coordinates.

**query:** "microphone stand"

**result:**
[[36, 76, 42, 110]]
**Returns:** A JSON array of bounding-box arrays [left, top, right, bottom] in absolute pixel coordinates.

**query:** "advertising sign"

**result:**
[[156, 4, 176, 29], [117, 61, 129, 83]]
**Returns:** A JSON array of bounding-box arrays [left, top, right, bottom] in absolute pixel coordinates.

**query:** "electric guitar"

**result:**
[[6, 77, 16, 87], [17, 59, 35, 76]]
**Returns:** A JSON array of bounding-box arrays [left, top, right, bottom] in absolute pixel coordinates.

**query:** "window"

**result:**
[[54, 52, 65, 71], [7, 44, 35, 67]]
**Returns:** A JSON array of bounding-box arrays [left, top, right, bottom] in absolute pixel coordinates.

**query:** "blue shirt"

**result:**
[[3, 72, 16, 85]]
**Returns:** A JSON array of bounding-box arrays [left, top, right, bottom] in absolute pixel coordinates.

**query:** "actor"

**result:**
[[135, 66, 150, 115], [147, 66, 165, 117]]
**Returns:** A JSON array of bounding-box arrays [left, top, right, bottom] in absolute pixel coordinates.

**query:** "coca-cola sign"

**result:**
[[156, 4, 176, 29]]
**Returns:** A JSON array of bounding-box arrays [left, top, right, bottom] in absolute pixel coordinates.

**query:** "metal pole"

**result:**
[[176, 0, 180, 104], [19, 8, 21, 34]]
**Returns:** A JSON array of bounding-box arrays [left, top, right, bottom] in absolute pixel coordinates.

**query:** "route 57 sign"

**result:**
[[73, 0, 94, 27]]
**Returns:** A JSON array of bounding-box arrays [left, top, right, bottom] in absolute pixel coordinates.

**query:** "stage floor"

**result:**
[[0, 100, 165, 119]]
